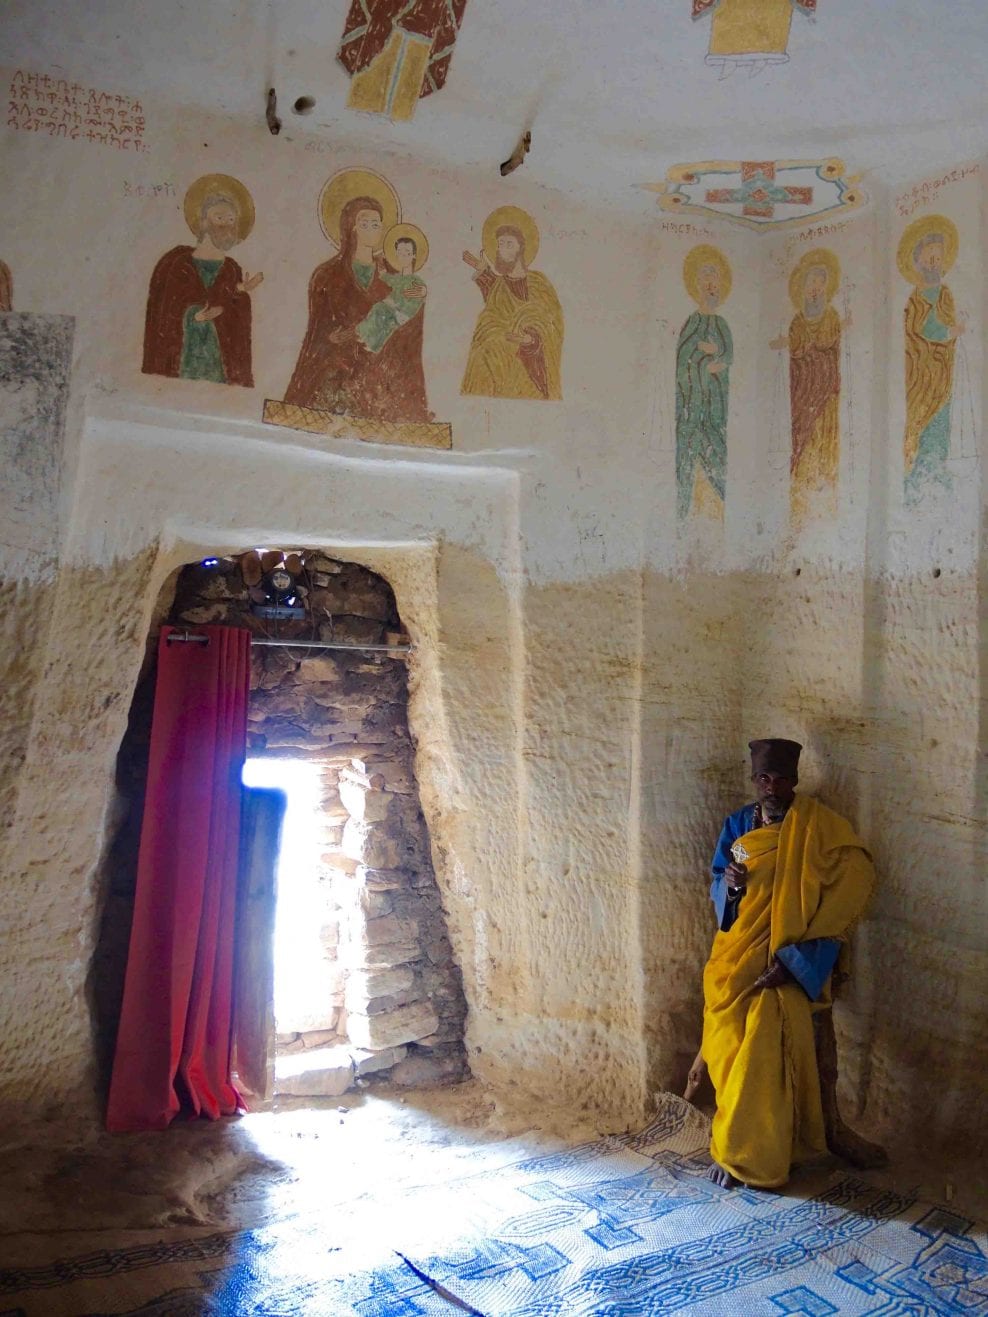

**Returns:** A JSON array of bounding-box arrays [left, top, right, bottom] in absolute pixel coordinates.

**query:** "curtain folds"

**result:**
[[107, 625, 252, 1133]]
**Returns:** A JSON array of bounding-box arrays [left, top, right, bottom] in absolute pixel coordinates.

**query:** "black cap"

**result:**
[[748, 738, 802, 780]]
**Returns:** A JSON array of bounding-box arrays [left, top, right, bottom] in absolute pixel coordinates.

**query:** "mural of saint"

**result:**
[[338, 0, 469, 122], [770, 249, 846, 525], [692, 0, 816, 74], [676, 245, 733, 519], [460, 206, 563, 401], [142, 174, 262, 387], [0, 260, 12, 312], [898, 214, 964, 500], [284, 169, 430, 423]]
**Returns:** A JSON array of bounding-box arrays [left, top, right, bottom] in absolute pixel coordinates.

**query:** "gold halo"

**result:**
[[383, 222, 429, 273], [683, 244, 732, 305], [183, 174, 255, 242], [788, 248, 841, 311], [481, 205, 540, 267], [318, 168, 400, 249], [897, 213, 958, 286]]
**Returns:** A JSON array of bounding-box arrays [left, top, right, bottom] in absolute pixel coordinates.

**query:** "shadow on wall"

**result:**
[[638, 570, 746, 1102], [88, 568, 182, 1102], [854, 568, 987, 1160], [796, 720, 877, 1134]]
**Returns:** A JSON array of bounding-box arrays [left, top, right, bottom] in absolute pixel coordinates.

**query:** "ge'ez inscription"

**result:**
[[7, 70, 148, 151], [123, 181, 175, 199]]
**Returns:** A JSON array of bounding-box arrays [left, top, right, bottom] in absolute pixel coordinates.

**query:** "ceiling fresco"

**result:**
[[692, 0, 818, 79], [337, 0, 469, 122], [647, 158, 863, 230], [4, 1, 988, 206]]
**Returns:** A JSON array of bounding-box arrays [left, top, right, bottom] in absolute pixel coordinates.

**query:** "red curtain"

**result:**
[[107, 625, 252, 1133]]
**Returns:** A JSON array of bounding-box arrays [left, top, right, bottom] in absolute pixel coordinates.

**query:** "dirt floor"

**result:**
[[0, 1081, 603, 1247]]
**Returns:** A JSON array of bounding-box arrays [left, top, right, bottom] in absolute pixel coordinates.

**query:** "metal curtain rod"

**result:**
[[254, 638, 412, 654], [165, 629, 411, 654]]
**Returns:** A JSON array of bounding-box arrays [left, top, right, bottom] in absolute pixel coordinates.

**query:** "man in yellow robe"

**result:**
[[703, 738, 873, 1189], [461, 223, 563, 401]]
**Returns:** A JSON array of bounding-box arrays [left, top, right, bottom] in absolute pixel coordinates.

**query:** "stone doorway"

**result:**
[[96, 551, 468, 1105]]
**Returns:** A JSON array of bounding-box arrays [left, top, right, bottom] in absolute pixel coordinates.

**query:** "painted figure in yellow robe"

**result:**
[[692, 0, 816, 76], [338, 0, 468, 122], [703, 738, 873, 1189], [770, 249, 847, 527], [898, 214, 964, 502], [461, 206, 563, 401]]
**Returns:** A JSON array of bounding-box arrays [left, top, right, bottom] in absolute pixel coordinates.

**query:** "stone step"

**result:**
[[273, 1042, 409, 1095], [274, 1044, 354, 1097]]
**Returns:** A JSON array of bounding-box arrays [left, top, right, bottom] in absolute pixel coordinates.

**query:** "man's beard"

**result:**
[[495, 255, 522, 275], [206, 225, 238, 252], [760, 797, 789, 821], [919, 265, 941, 285], [805, 295, 824, 317]]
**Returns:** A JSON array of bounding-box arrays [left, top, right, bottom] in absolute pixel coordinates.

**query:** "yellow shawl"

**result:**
[[702, 795, 873, 1187], [904, 284, 956, 473], [461, 271, 563, 401]]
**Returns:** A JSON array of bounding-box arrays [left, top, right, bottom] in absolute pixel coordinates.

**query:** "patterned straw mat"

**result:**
[[3, 1096, 985, 1315]]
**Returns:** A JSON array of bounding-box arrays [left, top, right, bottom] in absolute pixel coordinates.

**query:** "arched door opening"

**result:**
[[94, 550, 468, 1108]]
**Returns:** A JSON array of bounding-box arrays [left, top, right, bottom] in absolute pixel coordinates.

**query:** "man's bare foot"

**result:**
[[707, 1162, 738, 1188], [827, 1122, 889, 1170]]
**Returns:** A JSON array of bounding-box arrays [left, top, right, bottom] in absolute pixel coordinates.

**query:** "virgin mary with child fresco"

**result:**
[[285, 168, 432, 424]]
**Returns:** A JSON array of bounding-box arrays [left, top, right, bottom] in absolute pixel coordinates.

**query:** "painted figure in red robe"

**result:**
[[142, 174, 262, 387], [337, 0, 469, 121], [284, 194, 429, 424]]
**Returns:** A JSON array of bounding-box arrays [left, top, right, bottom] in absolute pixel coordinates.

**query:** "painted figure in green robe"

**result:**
[[355, 233, 427, 354], [676, 245, 734, 520], [897, 214, 965, 503]]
